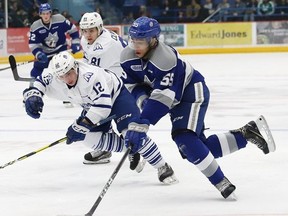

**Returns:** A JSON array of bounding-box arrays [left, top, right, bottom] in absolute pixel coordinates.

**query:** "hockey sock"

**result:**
[[138, 136, 165, 169], [174, 131, 225, 185], [205, 132, 247, 158]]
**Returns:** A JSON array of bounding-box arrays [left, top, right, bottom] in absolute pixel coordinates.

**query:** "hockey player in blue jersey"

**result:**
[[120, 16, 276, 199], [22, 51, 178, 185], [28, 3, 81, 79]]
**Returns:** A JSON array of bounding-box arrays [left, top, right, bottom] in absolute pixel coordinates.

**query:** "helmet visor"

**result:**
[[128, 37, 151, 50]]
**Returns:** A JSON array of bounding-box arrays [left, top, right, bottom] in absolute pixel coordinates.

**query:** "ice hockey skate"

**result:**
[[83, 150, 112, 164], [158, 163, 179, 185], [215, 176, 237, 199], [128, 152, 146, 173], [231, 115, 276, 154]]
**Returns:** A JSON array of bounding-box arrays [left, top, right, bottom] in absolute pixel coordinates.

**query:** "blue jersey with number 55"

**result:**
[[120, 41, 205, 125]]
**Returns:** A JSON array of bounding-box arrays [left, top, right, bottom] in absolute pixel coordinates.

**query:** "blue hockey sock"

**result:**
[[174, 131, 225, 185]]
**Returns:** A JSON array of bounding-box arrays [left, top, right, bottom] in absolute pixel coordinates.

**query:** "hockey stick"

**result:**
[[85, 145, 132, 216], [0, 59, 36, 72], [0, 114, 116, 169], [0, 137, 67, 169], [8, 55, 35, 82]]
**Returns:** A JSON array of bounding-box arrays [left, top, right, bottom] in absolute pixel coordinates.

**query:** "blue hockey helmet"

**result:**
[[129, 16, 161, 40], [39, 3, 52, 14]]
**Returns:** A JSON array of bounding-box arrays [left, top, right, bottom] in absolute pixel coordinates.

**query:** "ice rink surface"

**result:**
[[0, 52, 287, 216]]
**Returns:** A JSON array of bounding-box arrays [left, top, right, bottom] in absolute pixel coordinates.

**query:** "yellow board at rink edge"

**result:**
[[187, 23, 252, 46]]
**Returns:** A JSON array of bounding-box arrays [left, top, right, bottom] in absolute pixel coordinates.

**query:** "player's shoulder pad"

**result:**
[[30, 19, 43, 32], [150, 42, 177, 71], [77, 61, 97, 81], [120, 46, 137, 63], [51, 14, 66, 24]]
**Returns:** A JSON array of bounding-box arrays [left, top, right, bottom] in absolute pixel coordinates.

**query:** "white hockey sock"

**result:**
[[138, 137, 165, 169]]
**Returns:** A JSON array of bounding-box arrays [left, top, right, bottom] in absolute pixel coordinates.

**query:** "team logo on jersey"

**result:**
[[117, 113, 132, 123], [39, 29, 47, 34], [172, 116, 183, 123], [45, 32, 59, 48], [42, 73, 53, 85], [130, 65, 142, 71], [83, 72, 93, 82], [93, 43, 103, 51]]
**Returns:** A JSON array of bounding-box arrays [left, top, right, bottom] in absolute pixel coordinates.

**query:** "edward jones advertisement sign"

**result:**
[[187, 23, 252, 46]]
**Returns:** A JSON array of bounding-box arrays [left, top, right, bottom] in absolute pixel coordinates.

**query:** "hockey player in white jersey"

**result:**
[[120, 16, 276, 199], [78, 12, 128, 164], [79, 12, 127, 78], [22, 51, 178, 185]]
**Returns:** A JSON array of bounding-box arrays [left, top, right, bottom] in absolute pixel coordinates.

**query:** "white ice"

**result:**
[[0, 53, 287, 216]]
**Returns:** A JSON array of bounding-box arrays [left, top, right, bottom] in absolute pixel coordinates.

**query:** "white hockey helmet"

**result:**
[[51, 51, 77, 77], [79, 12, 103, 35]]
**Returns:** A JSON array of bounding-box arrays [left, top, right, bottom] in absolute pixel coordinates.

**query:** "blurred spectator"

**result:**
[[275, 0, 288, 19], [159, 0, 175, 23], [244, 0, 258, 21], [9, 0, 26, 27], [186, 0, 202, 22], [216, 0, 231, 21], [52, 8, 59, 15], [257, 0, 275, 19], [138, 4, 150, 17], [28, 7, 40, 24], [203, 0, 216, 16], [95, 6, 105, 20], [228, 0, 246, 21], [176, 0, 187, 22], [122, 11, 135, 24], [61, 10, 69, 18], [177, 11, 186, 22], [147, 0, 162, 6], [67, 14, 77, 25]]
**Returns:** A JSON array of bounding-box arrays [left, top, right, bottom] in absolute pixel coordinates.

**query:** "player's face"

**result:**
[[129, 38, 150, 58], [82, 28, 98, 44], [40, 11, 52, 24], [58, 69, 78, 86]]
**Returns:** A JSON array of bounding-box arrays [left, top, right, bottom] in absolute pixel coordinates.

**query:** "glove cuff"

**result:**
[[71, 39, 80, 44], [72, 120, 90, 134], [35, 51, 43, 59], [23, 87, 43, 101], [128, 121, 149, 133]]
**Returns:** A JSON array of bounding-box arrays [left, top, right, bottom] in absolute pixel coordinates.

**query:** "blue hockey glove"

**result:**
[[36, 52, 48, 63], [71, 43, 81, 54], [125, 118, 150, 153], [66, 117, 92, 144], [23, 87, 44, 119]]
